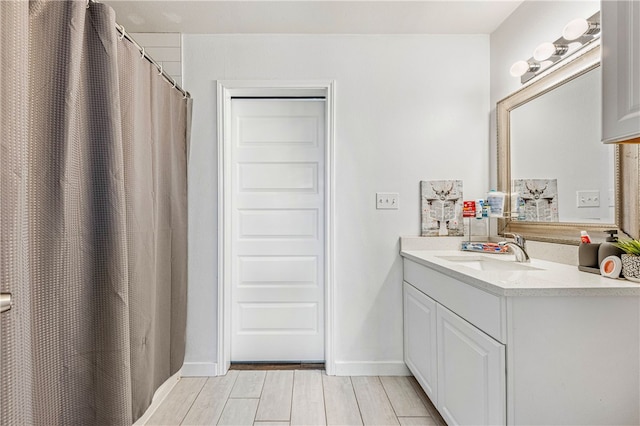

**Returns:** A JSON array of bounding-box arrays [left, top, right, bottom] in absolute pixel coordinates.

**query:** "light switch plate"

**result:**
[[577, 190, 600, 208], [376, 192, 399, 210]]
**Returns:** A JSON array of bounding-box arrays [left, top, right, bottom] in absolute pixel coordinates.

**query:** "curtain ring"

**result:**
[[140, 47, 145, 59], [172, 78, 177, 89], [86, 0, 90, 9], [118, 25, 126, 41], [158, 64, 163, 76]]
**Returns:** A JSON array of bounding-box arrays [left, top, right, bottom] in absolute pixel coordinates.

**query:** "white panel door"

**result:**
[[436, 304, 506, 426], [231, 98, 325, 362], [403, 282, 438, 403]]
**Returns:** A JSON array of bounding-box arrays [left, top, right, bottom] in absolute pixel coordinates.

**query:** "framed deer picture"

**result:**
[[512, 178, 559, 222], [420, 180, 464, 236]]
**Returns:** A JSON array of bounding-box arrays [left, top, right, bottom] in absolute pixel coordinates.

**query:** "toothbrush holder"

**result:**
[[578, 242, 601, 274]]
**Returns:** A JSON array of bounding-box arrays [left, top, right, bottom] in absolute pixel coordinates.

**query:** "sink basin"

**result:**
[[436, 255, 541, 272]]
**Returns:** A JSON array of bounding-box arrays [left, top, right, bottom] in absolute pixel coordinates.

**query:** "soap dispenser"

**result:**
[[598, 229, 625, 267]]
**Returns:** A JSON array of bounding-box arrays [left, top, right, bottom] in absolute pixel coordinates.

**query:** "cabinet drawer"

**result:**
[[403, 258, 505, 343]]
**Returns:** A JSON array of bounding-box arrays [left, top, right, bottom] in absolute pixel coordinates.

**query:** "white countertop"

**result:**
[[401, 249, 640, 297]]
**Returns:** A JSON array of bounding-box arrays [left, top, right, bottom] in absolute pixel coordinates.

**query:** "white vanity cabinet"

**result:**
[[402, 252, 640, 426], [403, 282, 437, 401], [404, 280, 506, 425], [602, 0, 640, 143], [403, 259, 506, 426]]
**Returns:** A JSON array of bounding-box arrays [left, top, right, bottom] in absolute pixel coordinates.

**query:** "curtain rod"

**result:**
[[88, 0, 191, 100]]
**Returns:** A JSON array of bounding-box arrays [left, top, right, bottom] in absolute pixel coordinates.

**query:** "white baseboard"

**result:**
[[133, 369, 181, 425], [333, 361, 410, 376], [181, 361, 218, 377]]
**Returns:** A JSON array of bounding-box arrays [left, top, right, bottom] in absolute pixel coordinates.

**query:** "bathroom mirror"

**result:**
[[497, 44, 626, 244]]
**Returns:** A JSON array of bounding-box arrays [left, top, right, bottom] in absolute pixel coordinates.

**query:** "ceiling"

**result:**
[[103, 0, 525, 34]]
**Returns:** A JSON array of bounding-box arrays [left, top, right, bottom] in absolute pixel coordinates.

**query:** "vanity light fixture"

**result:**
[[510, 11, 600, 84]]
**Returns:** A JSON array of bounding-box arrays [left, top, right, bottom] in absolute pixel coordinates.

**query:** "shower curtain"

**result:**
[[0, 1, 191, 424]]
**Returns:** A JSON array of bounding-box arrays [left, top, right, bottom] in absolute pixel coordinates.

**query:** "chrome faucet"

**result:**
[[502, 232, 530, 263]]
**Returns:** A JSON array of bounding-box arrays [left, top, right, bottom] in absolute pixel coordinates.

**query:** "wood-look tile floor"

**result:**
[[145, 370, 447, 426]]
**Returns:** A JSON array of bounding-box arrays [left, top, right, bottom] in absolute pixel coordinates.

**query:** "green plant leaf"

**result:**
[[613, 239, 640, 255]]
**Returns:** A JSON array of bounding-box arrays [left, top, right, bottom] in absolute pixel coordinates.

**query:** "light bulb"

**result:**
[[510, 60, 529, 77], [510, 60, 539, 77], [533, 42, 557, 61], [563, 18, 589, 40], [533, 42, 569, 61]]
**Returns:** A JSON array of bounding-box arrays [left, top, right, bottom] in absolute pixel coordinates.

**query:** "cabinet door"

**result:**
[[403, 282, 438, 402], [436, 304, 505, 426], [602, 0, 640, 143]]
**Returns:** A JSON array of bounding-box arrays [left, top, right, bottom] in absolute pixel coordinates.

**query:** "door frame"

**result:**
[[216, 80, 336, 375]]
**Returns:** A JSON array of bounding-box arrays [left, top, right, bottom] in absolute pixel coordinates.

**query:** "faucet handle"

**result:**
[[504, 232, 526, 247]]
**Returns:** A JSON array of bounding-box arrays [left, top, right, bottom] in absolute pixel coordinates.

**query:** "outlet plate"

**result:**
[[376, 192, 399, 210], [577, 190, 600, 208]]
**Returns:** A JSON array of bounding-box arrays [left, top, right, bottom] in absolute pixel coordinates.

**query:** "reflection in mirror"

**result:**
[[497, 44, 623, 244], [510, 66, 615, 223]]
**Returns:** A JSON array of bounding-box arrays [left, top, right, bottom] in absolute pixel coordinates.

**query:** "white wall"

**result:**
[[489, 0, 600, 189], [183, 34, 490, 375]]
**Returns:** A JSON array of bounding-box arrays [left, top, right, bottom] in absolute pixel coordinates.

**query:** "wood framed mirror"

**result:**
[[497, 43, 636, 244]]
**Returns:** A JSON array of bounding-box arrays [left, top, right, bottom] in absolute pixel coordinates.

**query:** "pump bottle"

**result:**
[[598, 229, 625, 267]]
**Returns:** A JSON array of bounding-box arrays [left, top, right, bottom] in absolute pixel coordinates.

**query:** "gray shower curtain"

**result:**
[[0, 1, 190, 424]]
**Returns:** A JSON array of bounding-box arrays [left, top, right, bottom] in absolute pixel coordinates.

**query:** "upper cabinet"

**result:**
[[602, 0, 640, 144]]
